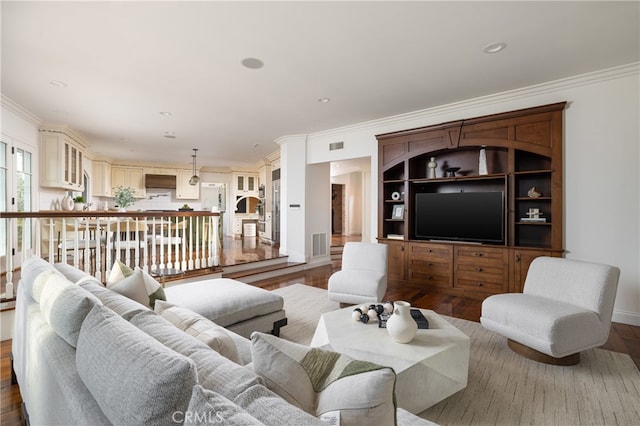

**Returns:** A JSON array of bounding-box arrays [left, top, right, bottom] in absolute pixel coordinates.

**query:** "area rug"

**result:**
[[272, 284, 640, 426]]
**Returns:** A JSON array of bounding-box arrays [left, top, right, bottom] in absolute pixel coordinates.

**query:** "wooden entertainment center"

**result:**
[[377, 102, 566, 299]]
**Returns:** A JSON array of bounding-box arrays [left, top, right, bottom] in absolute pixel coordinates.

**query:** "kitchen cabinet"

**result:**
[[176, 170, 200, 199], [234, 173, 259, 196], [112, 166, 145, 198], [39, 127, 86, 191], [92, 160, 112, 197]]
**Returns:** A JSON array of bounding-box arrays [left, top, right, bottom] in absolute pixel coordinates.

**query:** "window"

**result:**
[[1, 138, 35, 262]]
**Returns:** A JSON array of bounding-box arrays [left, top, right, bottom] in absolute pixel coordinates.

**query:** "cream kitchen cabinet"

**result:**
[[39, 127, 86, 191], [176, 169, 200, 199], [91, 160, 112, 197], [111, 166, 145, 198], [234, 173, 259, 196]]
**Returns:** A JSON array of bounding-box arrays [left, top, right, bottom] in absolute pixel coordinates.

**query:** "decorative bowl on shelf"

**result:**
[[445, 167, 461, 177]]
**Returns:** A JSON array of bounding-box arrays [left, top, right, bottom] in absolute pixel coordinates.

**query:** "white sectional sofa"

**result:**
[[12, 255, 432, 425]]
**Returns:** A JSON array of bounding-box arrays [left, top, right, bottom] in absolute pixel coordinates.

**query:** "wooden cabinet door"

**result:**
[[383, 240, 406, 281], [512, 249, 553, 293]]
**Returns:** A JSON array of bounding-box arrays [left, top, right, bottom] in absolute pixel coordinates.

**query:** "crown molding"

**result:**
[[1, 94, 41, 125], [310, 62, 640, 139]]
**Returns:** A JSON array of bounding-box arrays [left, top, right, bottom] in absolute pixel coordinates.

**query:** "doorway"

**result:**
[[331, 184, 344, 235]]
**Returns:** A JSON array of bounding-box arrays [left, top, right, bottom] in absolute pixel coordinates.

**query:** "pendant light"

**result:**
[[189, 148, 200, 185]]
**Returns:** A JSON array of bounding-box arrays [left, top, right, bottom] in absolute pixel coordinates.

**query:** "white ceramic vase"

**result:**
[[61, 195, 74, 211], [386, 301, 417, 344]]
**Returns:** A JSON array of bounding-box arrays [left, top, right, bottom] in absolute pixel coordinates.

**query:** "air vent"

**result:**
[[312, 233, 328, 257], [329, 141, 344, 151]]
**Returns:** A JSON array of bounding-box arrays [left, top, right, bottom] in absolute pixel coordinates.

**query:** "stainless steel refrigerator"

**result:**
[[272, 169, 280, 245]]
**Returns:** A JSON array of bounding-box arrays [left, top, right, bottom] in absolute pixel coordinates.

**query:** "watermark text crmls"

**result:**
[[173, 410, 226, 424]]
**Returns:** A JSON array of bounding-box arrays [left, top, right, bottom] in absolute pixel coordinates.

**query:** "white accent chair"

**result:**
[[328, 242, 388, 306], [480, 256, 620, 365]]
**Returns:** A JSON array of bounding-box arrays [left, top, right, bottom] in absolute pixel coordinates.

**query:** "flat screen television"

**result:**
[[415, 191, 504, 243]]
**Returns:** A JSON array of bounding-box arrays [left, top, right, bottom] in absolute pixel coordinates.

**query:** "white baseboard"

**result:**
[[612, 309, 640, 326]]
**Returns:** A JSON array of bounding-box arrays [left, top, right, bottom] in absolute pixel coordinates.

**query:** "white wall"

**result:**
[[278, 135, 308, 262], [287, 63, 640, 325], [306, 163, 331, 266]]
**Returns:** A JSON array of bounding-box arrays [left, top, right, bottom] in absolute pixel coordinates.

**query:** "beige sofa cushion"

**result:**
[[183, 385, 263, 426], [155, 300, 243, 364]]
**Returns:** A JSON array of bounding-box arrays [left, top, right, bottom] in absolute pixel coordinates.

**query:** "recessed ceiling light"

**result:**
[[483, 42, 507, 54], [163, 131, 176, 139], [49, 80, 67, 88], [253, 143, 262, 148], [241, 58, 264, 69], [120, 137, 129, 142], [159, 111, 172, 116], [318, 97, 331, 103]]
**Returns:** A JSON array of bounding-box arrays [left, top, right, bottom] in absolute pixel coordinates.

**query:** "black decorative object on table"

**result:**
[[379, 308, 429, 329]]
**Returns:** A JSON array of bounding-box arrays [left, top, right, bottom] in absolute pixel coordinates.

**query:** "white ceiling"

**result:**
[[2, 1, 638, 170]]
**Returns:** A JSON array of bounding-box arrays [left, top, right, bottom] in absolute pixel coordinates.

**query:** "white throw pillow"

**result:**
[[155, 300, 243, 365], [106, 259, 134, 286], [108, 267, 166, 308], [250, 332, 397, 426]]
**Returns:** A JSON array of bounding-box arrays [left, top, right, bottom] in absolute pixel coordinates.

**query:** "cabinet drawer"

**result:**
[[409, 257, 451, 274], [407, 267, 451, 288], [455, 262, 505, 276], [455, 246, 506, 266], [454, 276, 504, 292], [409, 242, 452, 260]]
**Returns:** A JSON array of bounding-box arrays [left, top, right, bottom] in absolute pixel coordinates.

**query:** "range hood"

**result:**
[[145, 174, 177, 189]]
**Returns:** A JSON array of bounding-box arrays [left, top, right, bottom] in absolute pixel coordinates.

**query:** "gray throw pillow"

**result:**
[[39, 273, 102, 347], [76, 304, 197, 426]]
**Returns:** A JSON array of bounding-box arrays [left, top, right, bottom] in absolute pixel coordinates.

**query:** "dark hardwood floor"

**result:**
[[1, 236, 639, 425]]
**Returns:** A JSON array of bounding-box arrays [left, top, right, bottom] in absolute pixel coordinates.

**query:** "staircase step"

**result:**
[[330, 245, 344, 260], [223, 261, 306, 283]]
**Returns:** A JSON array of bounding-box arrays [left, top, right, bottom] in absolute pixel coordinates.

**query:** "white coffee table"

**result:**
[[310, 306, 470, 414]]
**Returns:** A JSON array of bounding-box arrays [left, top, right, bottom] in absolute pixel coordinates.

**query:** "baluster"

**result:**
[[94, 216, 102, 283], [212, 215, 220, 267], [187, 216, 194, 270], [180, 217, 187, 271], [141, 217, 149, 272], [200, 217, 207, 268]]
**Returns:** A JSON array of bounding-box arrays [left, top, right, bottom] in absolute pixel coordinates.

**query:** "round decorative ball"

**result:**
[[383, 302, 394, 314], [367, 309, 378, 320], [375, 304, 384, 315], [354, 308, 363, 314], [360, 314, 370, 324], [352, 310, 362, 321]]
